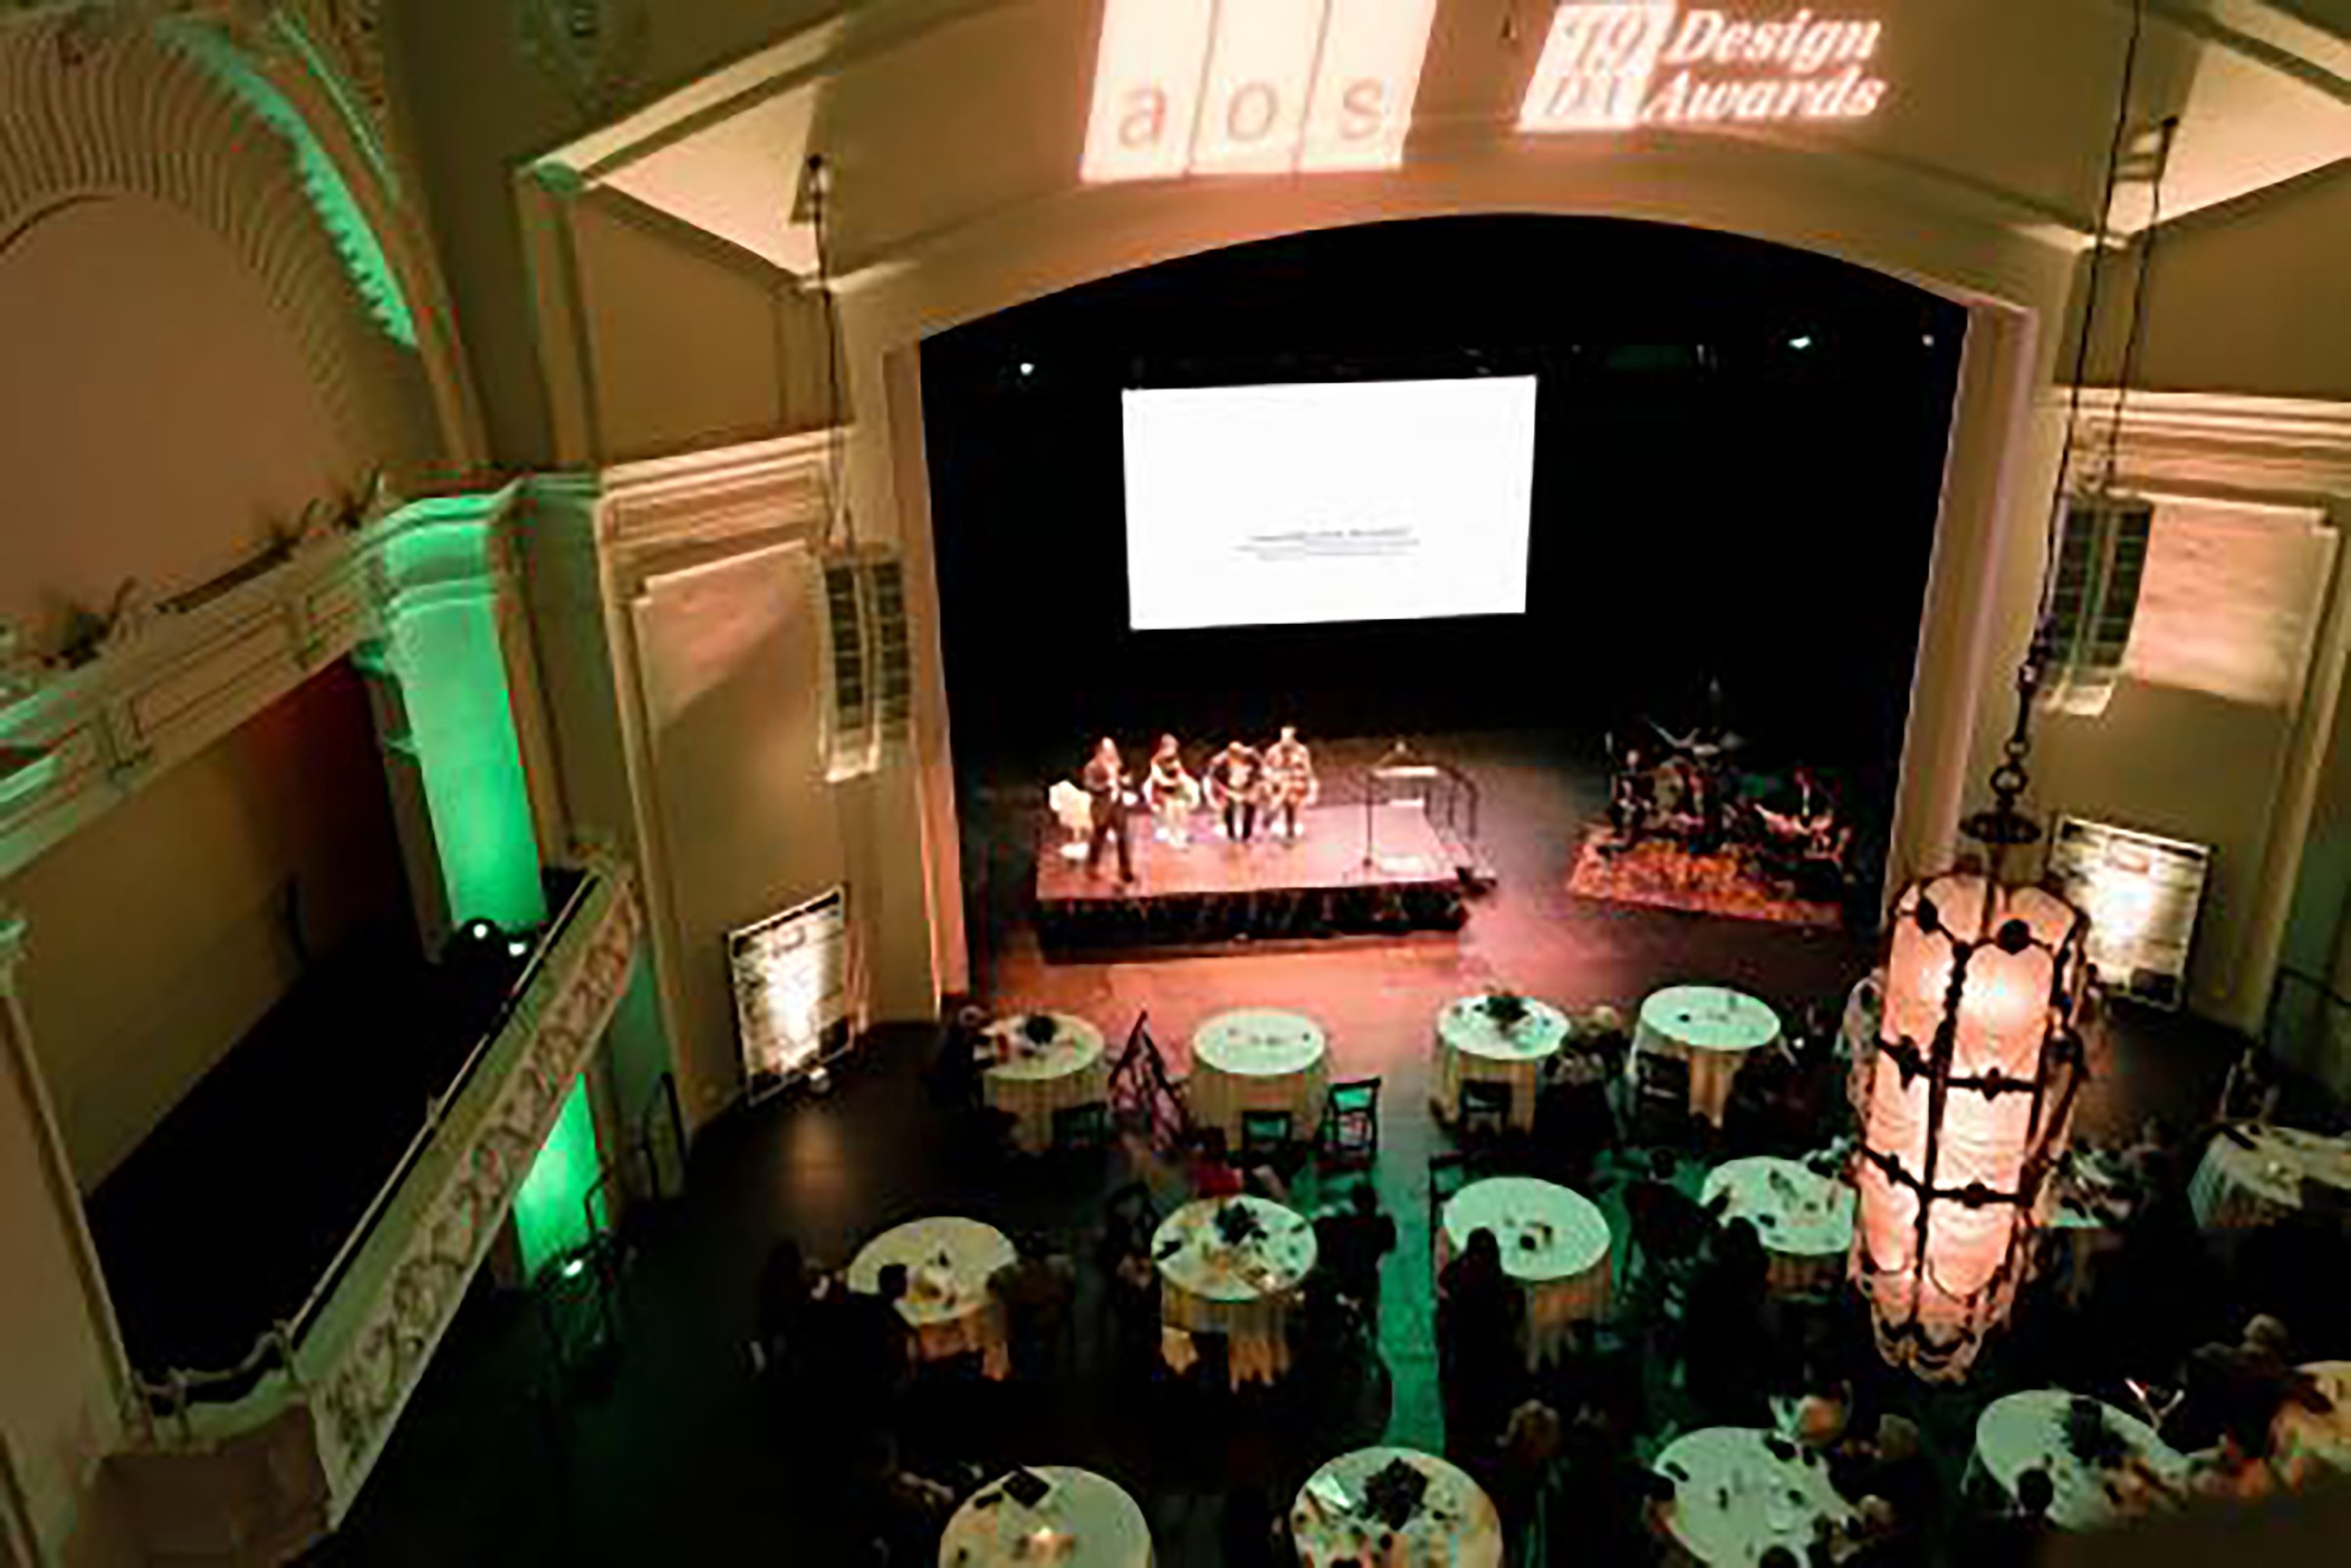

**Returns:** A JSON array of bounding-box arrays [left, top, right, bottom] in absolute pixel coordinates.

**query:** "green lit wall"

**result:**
[[514, 1073, 601, 1280]]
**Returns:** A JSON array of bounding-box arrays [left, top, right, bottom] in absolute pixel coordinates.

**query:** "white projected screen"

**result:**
[[1122, 377, 1537, 631]]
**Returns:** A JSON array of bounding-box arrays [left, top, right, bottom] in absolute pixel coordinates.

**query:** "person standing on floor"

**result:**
[[1080, 736, 1135, 882]]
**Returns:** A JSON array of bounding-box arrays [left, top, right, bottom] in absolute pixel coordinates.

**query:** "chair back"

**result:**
[[1052, 1100, 1112, 1152], [1460, 1078, 1514, 1138], [1240, 1109, 1295, 1157], [1321, 1076, 1383, 1162], [1428, 1151, 1469, 1231], [1636, 1049, 1693, 1102]]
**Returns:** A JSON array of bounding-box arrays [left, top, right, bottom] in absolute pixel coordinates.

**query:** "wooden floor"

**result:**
[[1034, 803, 1455, 904]]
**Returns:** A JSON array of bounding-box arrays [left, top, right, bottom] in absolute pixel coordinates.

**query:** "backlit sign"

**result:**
[[1520, 2, 1889, 132], [1081, 0, 1439, 182]]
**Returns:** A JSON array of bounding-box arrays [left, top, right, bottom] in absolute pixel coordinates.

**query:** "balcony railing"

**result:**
[[116, 849, 643, 1527]]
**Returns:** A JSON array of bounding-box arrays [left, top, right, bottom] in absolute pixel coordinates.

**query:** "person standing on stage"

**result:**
[[1205, 737, 1266, 843], [1262, 725, 1317, 840], [1144, 734, 1201, 847], [1081, 736, 1135, 881]]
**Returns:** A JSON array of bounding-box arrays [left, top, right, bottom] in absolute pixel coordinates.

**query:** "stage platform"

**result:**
[[1033, 803, 1466, 949]]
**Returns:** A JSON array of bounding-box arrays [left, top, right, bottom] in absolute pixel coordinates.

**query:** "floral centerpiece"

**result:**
[[1213, 1200, 1266, 1248], [1362, 1457, 1430, 1531], [1481, 989, 1530, 1029], [1021, 1013, 1059, 1047]]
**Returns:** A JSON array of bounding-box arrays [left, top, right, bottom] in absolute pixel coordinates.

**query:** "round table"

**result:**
[[1702, 1156, 1855, 1298], [1188, 1009, 1329, 1146], [1972, 1390, 2189, 1531], [2186, 1124, 2351, 1228], [1152, 1195, 1317, 1388], [848, 1216, 1017, 1380], [1434, 995, 1569, 1131], [982, 1013, 1109, 1154], [1653, 1427, 1857, 1566], [1437, 1175, 1612, 1367], [938, 1466, 1153, 1568], [2274, 1361, 2351, 1469], [1289, 1447, 1503, 1568], [1636, 985, 1782, 1126]]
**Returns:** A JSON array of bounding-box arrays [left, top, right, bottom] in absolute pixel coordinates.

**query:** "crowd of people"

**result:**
[[760, 988, 2350, 1565]]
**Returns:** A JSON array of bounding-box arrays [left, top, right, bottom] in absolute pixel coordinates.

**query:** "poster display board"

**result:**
[[728, 886, 855, 1099], [2045, 817, 2211, 1010]]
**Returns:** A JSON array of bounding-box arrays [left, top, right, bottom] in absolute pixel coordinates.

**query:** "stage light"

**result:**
[[1019, 360, 1035, 377], [506, 939, 530, 959], [560, 1255, 588, 1281], [1789, 334, 1814, 351]]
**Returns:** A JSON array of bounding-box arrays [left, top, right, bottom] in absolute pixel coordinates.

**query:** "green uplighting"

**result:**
[[515, 1074, 601, 1281], [161, 19, 417, 348], [380, 497, 547, 932]]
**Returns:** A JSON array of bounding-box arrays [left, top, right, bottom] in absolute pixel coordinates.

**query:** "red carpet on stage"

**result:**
[[1565, 825, 1845, 929]]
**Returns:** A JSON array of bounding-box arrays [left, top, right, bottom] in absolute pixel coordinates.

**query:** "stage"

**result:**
[[1033, 802, 1467, 949]]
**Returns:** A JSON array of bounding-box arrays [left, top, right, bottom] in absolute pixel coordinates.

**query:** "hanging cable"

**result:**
[[2103, 115, 2180, 489], [806, 153, 854, 551], [2037, 0, 2146, 650]]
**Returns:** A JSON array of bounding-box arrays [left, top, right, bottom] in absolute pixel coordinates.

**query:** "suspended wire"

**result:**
[[807, 154, 854, 551], [2037, 0, 2147, 648], [2104, 116, 2180, 488]]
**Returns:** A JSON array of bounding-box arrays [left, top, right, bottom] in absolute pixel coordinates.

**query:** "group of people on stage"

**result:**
[[1077, 728, 1318, 880]]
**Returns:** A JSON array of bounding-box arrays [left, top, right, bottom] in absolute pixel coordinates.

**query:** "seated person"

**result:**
[[1318, 1182, 1398, 1323], [1205, 737, 1268, 842], [1261, 725, 1318, 838], [1187, 1129, 1246, 1198], [1143, 734, 1201, 846]]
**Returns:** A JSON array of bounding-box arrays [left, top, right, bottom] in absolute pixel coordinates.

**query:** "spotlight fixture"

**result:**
[[1019, 360, 1036, 378], [1788, 334, 1814, 351]]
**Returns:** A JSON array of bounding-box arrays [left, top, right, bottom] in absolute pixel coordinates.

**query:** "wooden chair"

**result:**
[[1459, 1078, 1515, 1144], [1427, 1150, 1470, 1234], [1239, 1108, 1295, 1164], [1632, 1050, 1695, 1145], [1051, 1100, 1112, 1153], [1320, 1076, 1382, 1164]]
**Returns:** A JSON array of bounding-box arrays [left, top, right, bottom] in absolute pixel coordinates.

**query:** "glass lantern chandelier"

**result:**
[[1849, 665, 2092, 1381]]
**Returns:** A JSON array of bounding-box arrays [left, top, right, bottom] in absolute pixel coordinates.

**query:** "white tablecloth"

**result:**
[[1434, 995, 1568, 1131], [849, 1216, 1016, 1380], [1437, 1176, 1612, 1367], [1289, 1447, 1503, 1568], [982, 1013, 1109, 1153], [1653, 1427, 1857, 1566], [1636, 985, 1782, 1126], [2187, 1124, 2351, 1228], [1153, 1196, 1317, 1388], [2275, 1361, 2351, 1469], [938, 1466, 1153, 1568], [1972, 1391, 2189, 1532], [1188, 1009, 1329, 1144], [1702, 1156, 1855, 1298]]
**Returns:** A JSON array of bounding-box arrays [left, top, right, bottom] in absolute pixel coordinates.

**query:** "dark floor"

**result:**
[[322, 735, 2257, 1566]]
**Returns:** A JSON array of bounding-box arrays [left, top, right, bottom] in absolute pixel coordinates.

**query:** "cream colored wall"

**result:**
[[0, 1011, 126, 1562], [629, 543, 845, 1121], [2080, 161, 2351, 404], [386, 0, 841, 467], [0, 198, 353, 648], [6, 664, 408, 1187], [563, 195, 832, 464]]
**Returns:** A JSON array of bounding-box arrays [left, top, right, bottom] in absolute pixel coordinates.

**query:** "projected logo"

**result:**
[[1081, 0, 1438, 182], [1519, 2, 1889, 132]]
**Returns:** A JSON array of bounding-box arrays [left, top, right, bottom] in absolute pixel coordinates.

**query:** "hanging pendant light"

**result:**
[[1850, 672, 2091, 1380]]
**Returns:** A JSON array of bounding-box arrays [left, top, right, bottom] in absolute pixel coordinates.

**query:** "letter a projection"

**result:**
[[1080, 0, 1436, 182]]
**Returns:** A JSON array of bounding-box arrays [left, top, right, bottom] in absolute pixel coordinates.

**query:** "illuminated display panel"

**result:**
[[1080, 0, 1437, 181], [1520, 2, 1890, 132], [728, 886, 853, 1093], [2045, 816, 2212, 1010]]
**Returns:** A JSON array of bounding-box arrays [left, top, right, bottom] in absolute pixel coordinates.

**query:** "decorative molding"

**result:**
[[0, 11, 438, 469], [578, 429, 838, 588], [2060, 389, 2351, 506], [0, 488, 532, 883], [305, 854, 640, 1514], [0, 526, 380, 880]]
